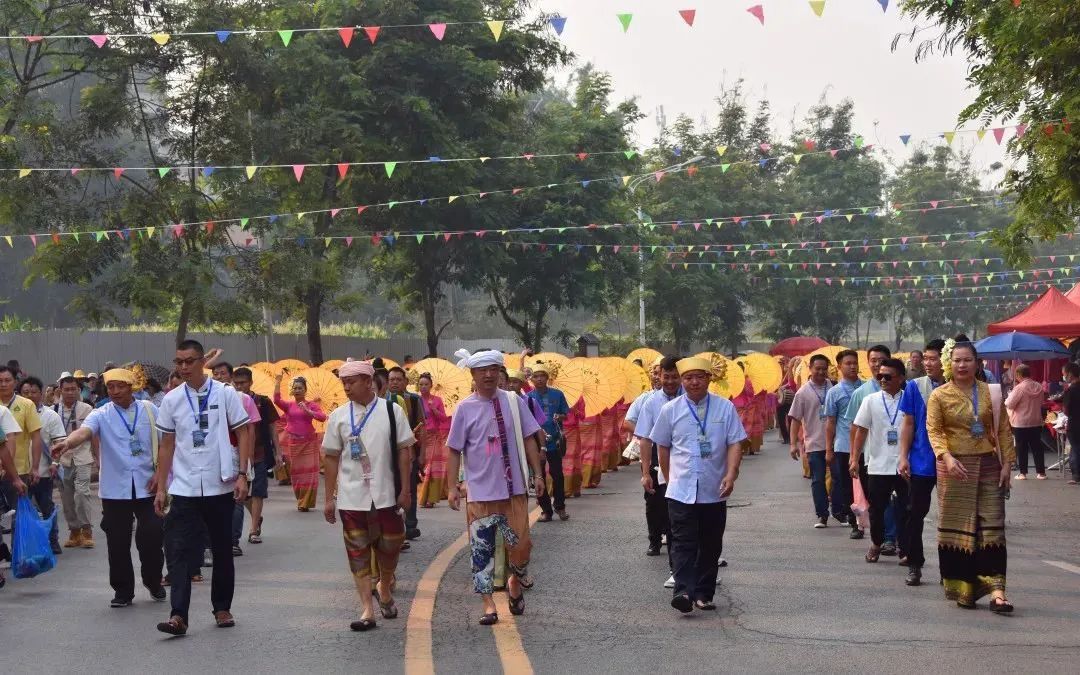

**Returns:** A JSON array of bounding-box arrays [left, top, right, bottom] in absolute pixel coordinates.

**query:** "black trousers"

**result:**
[[101, 495, 164, 599], [405, 457, 421, 534], [164, 493, 235, 622], [867, 474, 909, 549], [904, 474, 936, 569], [777, 403, 792, 444], [667, 499, 727, 602], [536, 450, 566, 514], [1012, 426, 1046, 475]]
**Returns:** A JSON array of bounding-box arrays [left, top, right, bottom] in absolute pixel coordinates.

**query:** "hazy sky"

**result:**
[[537, 0, 1012, 180]]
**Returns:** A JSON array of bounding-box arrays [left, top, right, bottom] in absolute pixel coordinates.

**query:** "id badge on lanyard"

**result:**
[[186, 381, 212, 448], [698, 436, 713, 458], [970, 385, 984, 439], [886, 429, 898, 446]]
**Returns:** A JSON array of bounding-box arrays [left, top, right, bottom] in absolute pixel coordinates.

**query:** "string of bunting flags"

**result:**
[[0, 193, 1013, 249], [0, 1, 1027, 46], [665, 253, 1080, 271], [671, 264, 1080, 287]]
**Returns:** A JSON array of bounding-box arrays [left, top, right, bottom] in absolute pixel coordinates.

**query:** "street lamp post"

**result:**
[[627, 155, 706, 344]]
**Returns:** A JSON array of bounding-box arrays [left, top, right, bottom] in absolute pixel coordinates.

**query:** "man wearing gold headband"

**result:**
[[54, 368, 166, 607], [648, 356, 746, 614], [527, 366, 570, 522]]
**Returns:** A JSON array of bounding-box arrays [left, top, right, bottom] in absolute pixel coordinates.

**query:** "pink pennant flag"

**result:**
[[732, 216, 742, 224], [25, 35, 43, 43], [52, 233, 61, 244], [330, 208, 341, 218], [30, 234, 38, 247], [512, 188, 523, 195], [357, 206, 368, 216], [803, 139, 816, 151], [205, 221, 215, 234], [746, 4, 765, 25], [759, 142, 772, 153], [442, 233, 452, 242], [371, 234, 382, 246], [829, 149, 838, 158], [364, 26, 381, 44], [992, 127, 1005, 144], [429, 23, 447, 40], [693, 222, 702, 231], [245, 238, 253, 246], [338, 27, 354, 47], [1015, 123, 1028, 137], [70, 168, 80, 176], [292, 164, 305, 181], [89, 34, 108, 48], [172, 224, 184, 238], [815, 215, 824, 223], [345, 236, 354, 247], [679, 9, 696, 26], [576, 152, 588, 160], [113, 167, 125, 179], [930, 200, 939, 209], [479, 192, 488, 198], [336, 163, 349, 180]]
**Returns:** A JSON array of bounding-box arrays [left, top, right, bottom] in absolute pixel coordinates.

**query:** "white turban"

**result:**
[[455, 349, 505, 369]]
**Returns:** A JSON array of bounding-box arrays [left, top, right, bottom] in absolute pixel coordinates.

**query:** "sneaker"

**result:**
[[203, 549, 213, 567], [663, 574, 675, 589], [405, 529, 421, 541], [0, 509, 14, 534], [1015, 473, 1027, 480], [849, 528, 864, 540], [718, 557, 728, 568], [905, 568, 922, 586], [110, 595, 133, 608], [231, 545, 243, 557], [1036, 474, 1047, 480], [814, 517, 828, 529], [646, 544, 662, 557], [144, 583, 167, 601], [880, 541, 898, 556]]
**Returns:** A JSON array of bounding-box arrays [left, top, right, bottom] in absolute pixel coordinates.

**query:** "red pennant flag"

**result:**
[[26, 35, 43, 43], [338, 27, 354, 47], [371, 234, 382, 246], [671, 223, 679, 232], [172, 224, 184, 238], [679, 9, 696, 26], [576, 152, 588, 160], [803, 139, 816, 151], [512, 188, 523, 195], [206, 221, 215, 233], [336, 163, 349, 180], [113, 168, 125, 179], [1064, 119, 1072, 133], [747, 5, 765, 25], [732, 217, 742, 224], [992, 127, 1005, 144], [789, 217, 797, 226], [632, 245, 640, 253], [1044, 123, 1056, 136], [245, 237, 253, 246]]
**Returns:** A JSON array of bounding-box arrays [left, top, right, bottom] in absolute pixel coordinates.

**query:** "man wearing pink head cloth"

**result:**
[[321, 360, 416, 632]]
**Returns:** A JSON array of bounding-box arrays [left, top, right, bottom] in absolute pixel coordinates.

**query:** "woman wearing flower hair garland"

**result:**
[[274, 373, 327, 511], [926, 338, 1015, 612]]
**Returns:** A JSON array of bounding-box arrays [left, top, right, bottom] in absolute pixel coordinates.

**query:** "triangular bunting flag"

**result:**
[[617, 13, 633, 32], [278, 30, 293, 47], [364, 26, 381, 44], [428, 23, 447, 40], [900, 134, 911, 145], [993, 127, 1005, 144], [151, 33, 170, 45], [808, 0, 826, 17], [487, 20, 504, 41], [747, 5, 765, 25], [292, 165, 305, 181], [89, 34, 108, 48], [157, 167, 171, 178], [336, 163, 349, 180], [943, 131, 956, 145], [216, 30, 231, 43], [550, 16, 567, 35], [338, 27, 354, 47], [384, 162, 397, 178], [679, 9, 696, 26], [18, 169, 31, 178], [245, 166, 257, 180]]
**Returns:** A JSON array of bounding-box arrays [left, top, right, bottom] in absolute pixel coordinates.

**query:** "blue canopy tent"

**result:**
[[974, 331, 1070, 361]]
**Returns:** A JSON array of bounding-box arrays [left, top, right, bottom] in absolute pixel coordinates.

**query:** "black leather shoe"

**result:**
[[646, 544, 662, 556], [880, 541, 898, 556], [905, 568, 922, 586], [849, 528, 864, 540]]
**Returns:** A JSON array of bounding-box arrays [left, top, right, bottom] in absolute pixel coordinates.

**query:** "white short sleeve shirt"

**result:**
[[83, 401, 159, 500], [323, 399, 415, 511], [156, 378, 250, 497], [853, 390, 906, 476], [36, 406, 68, 474]]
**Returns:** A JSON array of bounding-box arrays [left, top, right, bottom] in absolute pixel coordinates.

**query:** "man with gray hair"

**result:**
[[447, 350, 545, 626]]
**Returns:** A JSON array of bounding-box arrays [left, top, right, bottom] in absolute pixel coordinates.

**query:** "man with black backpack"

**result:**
[[321, 360, 415, 632]]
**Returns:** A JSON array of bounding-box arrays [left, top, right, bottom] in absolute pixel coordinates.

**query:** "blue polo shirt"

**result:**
[[898, 377, 942, 478], [824, 378, 863, 453]]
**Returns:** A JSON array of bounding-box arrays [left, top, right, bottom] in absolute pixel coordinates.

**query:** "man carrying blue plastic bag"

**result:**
[[12, 493, 57, 579]]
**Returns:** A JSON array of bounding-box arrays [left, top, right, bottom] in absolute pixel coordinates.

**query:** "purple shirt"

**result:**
[[448, 390, 541, 502]]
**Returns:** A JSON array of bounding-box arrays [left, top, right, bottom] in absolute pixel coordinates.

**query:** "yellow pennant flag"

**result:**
[[3, 235, 11, 247], [151, 33, 170, 45], [479, 157, 491, 163], [18, 168, 31, 178], [976, 129, 987, 142], [486, 20, 505, 41], [245, 166, 257, 179], [621, 176, 630, 186], [147, 227, 155, 238], [448, 195, 459, 203], [809, 0, 826, 17], [793, 154, 802, 164], [943, 131, 956, 145], [716, 145, 727, 157], [325, 237, 332, 247]]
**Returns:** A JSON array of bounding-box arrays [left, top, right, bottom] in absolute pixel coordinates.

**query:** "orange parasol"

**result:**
[[857, 350, 873, 381], [694, 352, 746, 400], [320, 359, 346, 372], [405, 358, 472, 415], [795, 346, 848, 385], [275, 358, 310, 375], [504, 353, 524, 371], [736, 353, 783, 394], [618, 358, 651, 403], [626, 347, 663, 367], [247, 367, 277, 401], [551, 357, 624, 417], [526, 352, 570, 372], [276, 368, 347, 433], [250, 361, 279, 378]]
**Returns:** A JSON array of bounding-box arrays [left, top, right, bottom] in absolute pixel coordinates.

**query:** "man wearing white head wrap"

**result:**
[[446, 350, 545, 626]]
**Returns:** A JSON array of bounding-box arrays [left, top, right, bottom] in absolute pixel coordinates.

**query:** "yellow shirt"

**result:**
[[926, 381, 1015, 464], [4, 394, 43, 475]]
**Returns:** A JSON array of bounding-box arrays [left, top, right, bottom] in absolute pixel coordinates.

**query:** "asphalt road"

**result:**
[[3, 432, 1079, 674]]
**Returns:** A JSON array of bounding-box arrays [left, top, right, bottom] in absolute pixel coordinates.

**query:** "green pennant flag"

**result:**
[[278, 30, 293, 46], [651, 246, 659, 252], [721, 164, 731, 173], [557, 244, 565, 252], [95, 231, 104, 241], [944, 234, 952, 240], [158, 167, 171, 178], [907, 261, 914, 269], [416, 234, 425, 243], [388, 201, 398, 209], [384, 162, 397, 178], [595, 245, 602, 253], [623, 150, 636, 160], [240, 217, 249, 228], [854, 135, 865, 149], [557, 227, 567, 233], [860, 207, 869, 214], [860, 263, 867, 269], [72, 232, 80, 242], [765, 219, 772, 227], [705, 219, 714, 226], [617, 13, 633, 32]]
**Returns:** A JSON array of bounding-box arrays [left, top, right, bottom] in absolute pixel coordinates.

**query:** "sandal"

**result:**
[[989, 597, 1014, 614], [694, 599, 717, 611], [350, 618, 377, 631], [865, 546, 881, 563], [508, 592, 525, 616], [248, 531, 262, 544], [671, 594, 693, 614], [156, 615, 188, 636], [214, 610, 236, 627], [478, 612, 499, 626], [378, 597, 398, 619], [191, 574, 203, 583], [519, 574, 534, 590]]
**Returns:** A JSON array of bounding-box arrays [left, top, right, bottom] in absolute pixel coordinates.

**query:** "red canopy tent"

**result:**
[[769, 336, 829, 357], [986, 287, 1080, 337], [1065, 282, 1080, 306]]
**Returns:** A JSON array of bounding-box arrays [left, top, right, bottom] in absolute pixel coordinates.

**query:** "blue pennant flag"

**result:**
[[900, 134, 910, 145], [550, 16, 567, 35], [216, 30, 231, 43], [201, 166, 215, 177]]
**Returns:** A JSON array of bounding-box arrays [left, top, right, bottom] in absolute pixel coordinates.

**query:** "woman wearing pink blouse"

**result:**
[[1004, 364, 1047, 480], [417, 373, 451, 507], [274, 374, 328, 511]]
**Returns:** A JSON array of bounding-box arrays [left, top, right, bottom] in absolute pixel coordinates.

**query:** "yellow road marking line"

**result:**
[[404, 506, 542, 675]]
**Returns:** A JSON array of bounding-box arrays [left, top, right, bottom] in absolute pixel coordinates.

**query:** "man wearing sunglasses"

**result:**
[[850, 358, 909, 566]]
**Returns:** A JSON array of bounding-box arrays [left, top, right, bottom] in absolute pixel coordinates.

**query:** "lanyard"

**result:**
[[685, 394, 711, 437], [348, 400, 379, 438], [811, 382, 829, 405], [970, 383, 979, 420], [880, 391, 902, 428], [184, 380, 212, 424], [114, 402, 140, 437], [60, 403, 77, 431]]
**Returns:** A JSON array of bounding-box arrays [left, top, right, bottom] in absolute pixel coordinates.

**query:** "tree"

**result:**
[[468, 67, 640, 350], [896, 0, 1080, 264]]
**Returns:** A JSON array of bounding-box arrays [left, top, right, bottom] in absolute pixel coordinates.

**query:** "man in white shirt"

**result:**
[[53, 369, 166, 607], [851, 358, 910, 564], [152, 340, 252, 636], [53, 375, 95, 549], [322, 361, 414, 631], [19, 377, 66, 554]]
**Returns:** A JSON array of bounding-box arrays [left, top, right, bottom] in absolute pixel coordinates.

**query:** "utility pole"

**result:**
[[249, 109, 275, 361]]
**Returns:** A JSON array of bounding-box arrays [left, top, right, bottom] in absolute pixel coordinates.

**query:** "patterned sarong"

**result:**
[[340, 507, 405, 586], [466, 495, 531, 595], [937, 452, 1007, 604], [419, 429, 449, 505], [282, 432, 321, 509]]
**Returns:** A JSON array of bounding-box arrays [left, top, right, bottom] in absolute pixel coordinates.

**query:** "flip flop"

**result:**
[[671, 594, 693, 614], [478, 613, 499, 626], [350, 618, 377, 631], [989, 598, 1014, 614], [508, 593, 525, 616], [694, 599, 716, 611]]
